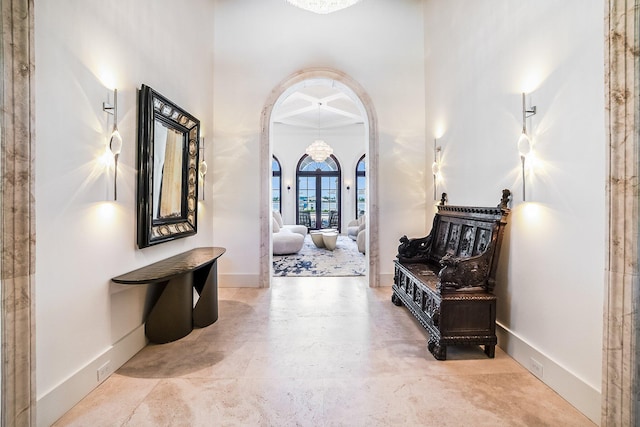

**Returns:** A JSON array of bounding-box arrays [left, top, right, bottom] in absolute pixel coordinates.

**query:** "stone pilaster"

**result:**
[[1, 0, 36, 425], [603, 0, 640, 425]]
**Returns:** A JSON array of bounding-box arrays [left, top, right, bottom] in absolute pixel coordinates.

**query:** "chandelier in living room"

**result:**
[[305, 102, 334, 162], [305, 139, 333, 162], [286, 0, 361, 14]]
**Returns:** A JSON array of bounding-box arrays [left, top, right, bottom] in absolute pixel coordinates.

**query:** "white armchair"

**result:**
[[347, 215, 366, 254], [273, 211, 307, 236]]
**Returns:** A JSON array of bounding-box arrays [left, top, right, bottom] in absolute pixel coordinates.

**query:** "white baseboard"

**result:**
[[496, 322, 601, 425], [219, 273, 260, 287], [37, 325, 147, 427]]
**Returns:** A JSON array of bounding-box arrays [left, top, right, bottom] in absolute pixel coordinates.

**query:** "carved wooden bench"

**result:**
[[392, 190, 510, 360]]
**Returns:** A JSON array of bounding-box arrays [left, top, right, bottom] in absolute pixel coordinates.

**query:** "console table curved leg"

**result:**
[[146, 275, 193, 343], [193, 262, 219, 328]]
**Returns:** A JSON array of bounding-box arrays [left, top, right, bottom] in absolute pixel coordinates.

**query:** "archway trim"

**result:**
[[259, 67, 379, 288]]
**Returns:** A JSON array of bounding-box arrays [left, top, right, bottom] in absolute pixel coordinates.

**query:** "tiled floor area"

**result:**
[[54, 277, 595, 426]]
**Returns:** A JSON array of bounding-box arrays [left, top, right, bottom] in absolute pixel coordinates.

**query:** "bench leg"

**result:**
[[484, 344, 495, 358], [428, 338, 447, 360], [391, 292, 403, 306]]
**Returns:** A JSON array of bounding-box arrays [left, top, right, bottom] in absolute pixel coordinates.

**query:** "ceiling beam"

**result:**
[[273, 104, 317, 121]]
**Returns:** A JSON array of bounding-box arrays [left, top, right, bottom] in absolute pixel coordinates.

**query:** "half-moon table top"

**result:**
[[111, 247, 226, 285]]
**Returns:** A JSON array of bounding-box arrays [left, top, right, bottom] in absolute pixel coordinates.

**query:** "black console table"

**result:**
[[112, 247, 226, 343]]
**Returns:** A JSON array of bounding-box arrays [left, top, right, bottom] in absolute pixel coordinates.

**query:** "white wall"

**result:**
[[273, 123, 366, 229], [34, 1, 215, 425], [213, 0, 426, 285], [32, 0, 604, 424], [424, 0, 605, 423]]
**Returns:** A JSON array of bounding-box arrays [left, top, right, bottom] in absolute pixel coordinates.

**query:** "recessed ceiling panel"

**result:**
[[273, 84, 364, 129]]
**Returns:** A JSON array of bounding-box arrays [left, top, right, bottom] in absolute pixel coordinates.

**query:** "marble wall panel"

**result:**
[[1, 0, 35, 425], [603, 0, 640, 425]]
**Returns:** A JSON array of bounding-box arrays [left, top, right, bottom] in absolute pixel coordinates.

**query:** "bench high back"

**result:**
[[397, 190, 510, 293]]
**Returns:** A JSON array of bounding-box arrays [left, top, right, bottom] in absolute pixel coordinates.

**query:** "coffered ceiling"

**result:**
[[272, 84, 364, 129]]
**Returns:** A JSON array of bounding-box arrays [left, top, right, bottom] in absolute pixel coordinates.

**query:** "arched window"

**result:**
[[272, 156, 282, 213], [355, 154, 366, 217], [296, 154, 341, 230]]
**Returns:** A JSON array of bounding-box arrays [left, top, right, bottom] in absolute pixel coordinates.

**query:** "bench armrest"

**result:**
[[437, 250, 492, 292], [397, 234, 432, 263]]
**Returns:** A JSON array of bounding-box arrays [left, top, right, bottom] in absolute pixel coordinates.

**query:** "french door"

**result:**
[[296, 154, 341, 230]]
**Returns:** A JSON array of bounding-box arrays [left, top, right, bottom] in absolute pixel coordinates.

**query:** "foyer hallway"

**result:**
[[54, 277, 594, 426]]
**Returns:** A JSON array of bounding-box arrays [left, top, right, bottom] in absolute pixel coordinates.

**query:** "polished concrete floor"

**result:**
[[54, 277, 595, 426]]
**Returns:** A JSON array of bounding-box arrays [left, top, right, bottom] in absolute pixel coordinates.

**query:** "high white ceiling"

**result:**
[[272, 85, 364, 129]]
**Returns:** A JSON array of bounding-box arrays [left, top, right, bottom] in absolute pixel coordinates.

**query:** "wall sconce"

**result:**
[[103, 89, 123, 200], [286, 184, 291, 191], [432, 139, 442, 200], [199, 137, 207, 200], [517, 92, 537, 201], [346, 185, 351, 191]]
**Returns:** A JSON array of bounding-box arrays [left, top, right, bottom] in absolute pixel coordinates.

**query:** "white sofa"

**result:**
[[272, 211, 307, 255], [347, 215, 366, 254], [273, 211, 307, 236]]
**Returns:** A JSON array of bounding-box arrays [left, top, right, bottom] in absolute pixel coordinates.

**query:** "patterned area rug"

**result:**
[[273, 235, 366, 277]]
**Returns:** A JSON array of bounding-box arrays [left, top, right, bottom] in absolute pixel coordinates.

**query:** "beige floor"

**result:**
[[54, 277, 595, 426]]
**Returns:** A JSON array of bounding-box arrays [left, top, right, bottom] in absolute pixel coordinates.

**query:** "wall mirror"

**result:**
[[137, 84, 200, 248]]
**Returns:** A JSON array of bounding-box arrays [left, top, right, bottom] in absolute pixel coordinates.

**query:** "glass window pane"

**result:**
[[300, 155, 337, 172], [297, 154, 340, 230], [272, 156, 282, 212], [355, 155, 365, 217]]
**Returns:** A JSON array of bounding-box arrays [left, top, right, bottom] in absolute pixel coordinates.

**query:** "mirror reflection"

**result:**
[[153, 120, 185, 220]]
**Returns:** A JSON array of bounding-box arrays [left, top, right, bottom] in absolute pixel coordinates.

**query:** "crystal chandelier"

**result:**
[[305, 102, 333, 162], [286, 0, 361, 14], [306, 139, 334, 162]]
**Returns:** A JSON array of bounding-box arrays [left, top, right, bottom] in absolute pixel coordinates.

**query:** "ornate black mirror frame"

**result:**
[[137, 84, 200, 248]]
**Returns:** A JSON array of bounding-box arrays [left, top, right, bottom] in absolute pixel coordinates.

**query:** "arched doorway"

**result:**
[[259, 68, 379, 288]]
